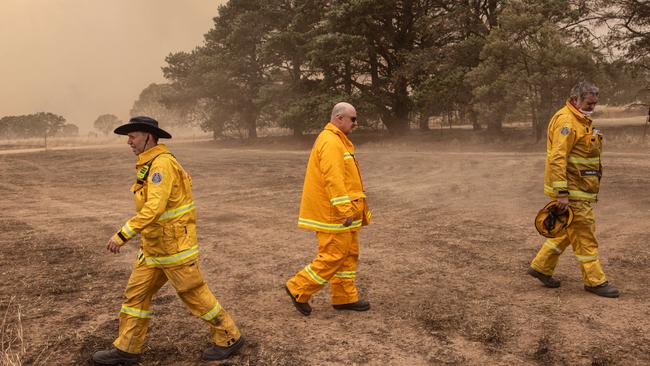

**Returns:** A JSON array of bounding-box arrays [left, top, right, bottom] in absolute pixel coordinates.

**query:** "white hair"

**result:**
[[570, 82, 599, 102]]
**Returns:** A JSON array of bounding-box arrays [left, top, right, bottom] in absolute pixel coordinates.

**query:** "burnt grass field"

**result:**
[[1, 127, 650, 365]]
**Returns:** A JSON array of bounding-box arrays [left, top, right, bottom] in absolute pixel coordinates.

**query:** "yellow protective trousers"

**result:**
[[530, 200, 607, 287], [286, 231, 360, 305], [113, 259, 240, 354]]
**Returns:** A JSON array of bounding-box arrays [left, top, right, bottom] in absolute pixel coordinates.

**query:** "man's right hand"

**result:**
[[343, 216, 354, 227], [556, 196, 569, 212], [107, 237, 122, 254]]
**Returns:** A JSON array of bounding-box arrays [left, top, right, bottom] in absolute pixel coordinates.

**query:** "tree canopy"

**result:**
[[93, 114, 121, 135], [155, 0, 649, 139], [0, 112, 67, 139]]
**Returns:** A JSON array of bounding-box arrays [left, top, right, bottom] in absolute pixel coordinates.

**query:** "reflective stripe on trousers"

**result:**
[[286, 231, 360, 305], [113, 259, 241, 353]]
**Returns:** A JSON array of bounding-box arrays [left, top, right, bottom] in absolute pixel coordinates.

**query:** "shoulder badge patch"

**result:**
[[151, 172, 163, 184], [560, 127, 570, 136]]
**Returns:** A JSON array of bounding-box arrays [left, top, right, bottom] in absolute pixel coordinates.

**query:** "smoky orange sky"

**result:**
[[0, 0, 225, 133]]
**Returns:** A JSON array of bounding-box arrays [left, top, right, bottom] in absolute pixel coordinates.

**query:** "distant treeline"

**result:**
[[140, 0, 649, 140], [0, 112, 78, 140]]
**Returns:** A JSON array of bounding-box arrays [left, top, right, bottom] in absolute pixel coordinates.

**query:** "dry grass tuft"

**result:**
[[1, 297, 25, 366]]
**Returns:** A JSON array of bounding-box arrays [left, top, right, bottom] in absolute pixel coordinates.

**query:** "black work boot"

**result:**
[[202, 336, 245, 361], [285, 285, 311, 316], [527, 267, 561, 288], [585, 282, 620, 298], [332, 300, 370, 311], [92, 348, 141, 365]]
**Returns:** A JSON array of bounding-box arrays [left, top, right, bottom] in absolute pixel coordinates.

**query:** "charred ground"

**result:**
[[1, 127, 649, 365]]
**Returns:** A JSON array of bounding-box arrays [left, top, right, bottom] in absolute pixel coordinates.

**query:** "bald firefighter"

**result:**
[[285, 102, 372, 316], [527, 82, 620, 298], [93, 117, 244, 365]]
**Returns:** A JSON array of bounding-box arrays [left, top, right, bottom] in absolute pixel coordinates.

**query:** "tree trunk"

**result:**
[[486, 0, 499, 29], [369, 46, 379, 91], [531, 105, 543, 142], [384, 76, 411, 134], [344, 59, 352, 95], [419, 114, 429, 131], [487, 114, 503, 134], [469, 109, 481, 131], [241, 104, 258, 139], [536, 86, 554, 142], [246, 117, 257, 139]]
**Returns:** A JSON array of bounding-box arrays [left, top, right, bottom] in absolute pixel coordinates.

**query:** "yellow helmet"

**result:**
[[534, 201, 574, 238]]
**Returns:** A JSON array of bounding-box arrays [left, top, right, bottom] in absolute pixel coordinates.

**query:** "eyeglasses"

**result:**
[[340, 115, 356, 123]]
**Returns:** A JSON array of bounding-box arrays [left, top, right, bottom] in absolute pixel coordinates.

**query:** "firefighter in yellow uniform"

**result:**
[[285, 102, 372, 316], [93, 117, 244, 365], [527, 82, 620, 298]]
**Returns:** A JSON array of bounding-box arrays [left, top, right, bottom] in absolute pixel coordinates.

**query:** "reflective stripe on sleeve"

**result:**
[[120, 306, 151, 318], [121, 223, 136, 239], [144, 245, 199, 266], [298, 218, 363, 231], [330, 196, 351, 206], [305, 265, 328, 285], [343, 152, 354, 160], [158, 202, 196, 222], [200, 302, 222, 321]]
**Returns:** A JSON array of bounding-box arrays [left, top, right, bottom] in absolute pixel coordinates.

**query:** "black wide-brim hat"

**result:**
[[114, 116, 172, 139]]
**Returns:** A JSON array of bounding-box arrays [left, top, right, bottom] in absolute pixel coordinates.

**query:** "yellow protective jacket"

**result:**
[[112, 144, 199, 266], [544, 101, 603, 201], [298, 122, 371, 233]]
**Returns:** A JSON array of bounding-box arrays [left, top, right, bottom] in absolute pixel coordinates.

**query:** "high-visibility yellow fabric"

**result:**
[[531, 200, 607, 286], [113, 259, 241, 353], [112, 144, 198, 266], [298, 123, 371, 233], [286, 231, 360, 305], [544, 101, 603, 201]]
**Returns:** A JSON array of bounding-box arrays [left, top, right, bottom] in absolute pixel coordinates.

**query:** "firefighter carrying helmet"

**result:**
[[535, 201, 574, 238]]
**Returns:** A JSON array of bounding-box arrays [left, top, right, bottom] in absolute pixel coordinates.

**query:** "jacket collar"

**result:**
[[136, 144, 170, 165], [324, 122, 352, 145], [565, 100, 593, 126]]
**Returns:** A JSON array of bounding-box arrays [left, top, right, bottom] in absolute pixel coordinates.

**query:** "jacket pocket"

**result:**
[[161, 225, 179, 254], [140, 226, 163, 250], [175, 225, 193, 252]]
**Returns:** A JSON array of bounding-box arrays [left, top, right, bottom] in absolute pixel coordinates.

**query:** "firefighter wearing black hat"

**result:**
[[527, 83, 620, 298], [93, 117, 244, 365]]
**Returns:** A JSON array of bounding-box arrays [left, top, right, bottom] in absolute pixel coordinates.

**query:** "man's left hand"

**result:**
[[343, 216, 354, 227], [107, 237, 122, 254]]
